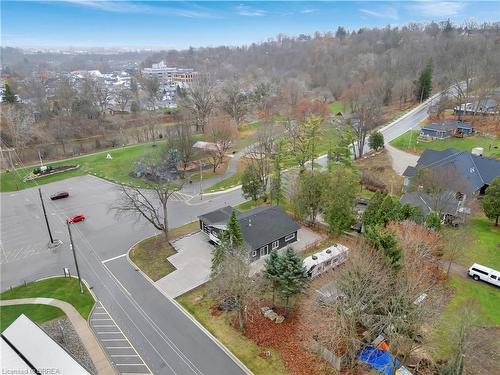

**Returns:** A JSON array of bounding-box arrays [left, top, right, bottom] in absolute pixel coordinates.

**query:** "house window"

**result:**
[[272, 240, 279, 250], [260, 245, 269, 257], [285, 233, 296, 242], [252, 250, 257, 258]]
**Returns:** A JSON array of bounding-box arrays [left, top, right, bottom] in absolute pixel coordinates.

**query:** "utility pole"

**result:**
[[38, 188, 54, 244], [199, 161, 203, 201], [66, 222, 84, 294]]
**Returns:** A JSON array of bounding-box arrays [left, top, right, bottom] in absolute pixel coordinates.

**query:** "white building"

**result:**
[[142, 61, 197, 84]]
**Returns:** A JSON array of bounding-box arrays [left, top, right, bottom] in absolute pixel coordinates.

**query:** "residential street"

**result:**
[[1, 175, 247, 375]]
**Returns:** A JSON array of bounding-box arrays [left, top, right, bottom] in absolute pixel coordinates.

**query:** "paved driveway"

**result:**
[[156, 231, 213, 298], [385, 144, 419, 176]]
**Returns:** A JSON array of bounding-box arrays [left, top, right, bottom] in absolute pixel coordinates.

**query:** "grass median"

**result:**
[[129, 221, 199, 281], [1, 304, 65, 332], [0, 277, 95, 330]]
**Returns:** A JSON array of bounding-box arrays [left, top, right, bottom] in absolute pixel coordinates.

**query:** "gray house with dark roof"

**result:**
[[403, 148, 500, 195], [199, 205, 300, 263], [420, 120, 473, 139]]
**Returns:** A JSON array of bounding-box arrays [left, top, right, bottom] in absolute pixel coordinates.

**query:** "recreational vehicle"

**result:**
[[303, 244, 348, 278]]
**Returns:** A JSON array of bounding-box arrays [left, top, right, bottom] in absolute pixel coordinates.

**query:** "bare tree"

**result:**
[[412, 166, 467, 216], [55, 77, 77, 116], [168, 121, 195, 176], [347, 84, 383, 159], [220, 81, 249, 127], [206, 116, 237, 172], [142, 75, 161, 110], [180, 74, 216, 133], [2, 104, 34, 153], [115, 88, 132, 112], [24, 77, 48, 114], [244, 123, 275, 194], [210, 243, 254, 331], [112, 181, 181, 240]]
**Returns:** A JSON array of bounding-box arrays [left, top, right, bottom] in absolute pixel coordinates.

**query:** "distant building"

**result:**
[[454, 98, 498, 116], [199, 205, 300, 263], [142, 61, 197, 84], [419, 120, 474, 139]]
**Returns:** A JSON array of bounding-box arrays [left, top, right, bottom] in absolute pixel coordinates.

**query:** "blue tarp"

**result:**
[[358, 346, 400, 375]]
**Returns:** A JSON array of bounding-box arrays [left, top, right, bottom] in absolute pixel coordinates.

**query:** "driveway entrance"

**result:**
[[155, 231, 213, 298]]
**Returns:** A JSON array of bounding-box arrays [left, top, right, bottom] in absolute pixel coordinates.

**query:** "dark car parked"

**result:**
[[50, 191, 69, 200]]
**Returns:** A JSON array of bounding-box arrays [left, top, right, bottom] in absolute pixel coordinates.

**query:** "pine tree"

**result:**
[[2, 83, 17, 103], [276, 247, 308, 316], [368, 131, 384, 151], [263, 249, 281, 307], [226, 210, 243, 247], [417, 61, 433, 101]]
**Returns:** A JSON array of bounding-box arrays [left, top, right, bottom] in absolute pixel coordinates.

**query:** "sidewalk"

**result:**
[[0, 298, 115, 375]]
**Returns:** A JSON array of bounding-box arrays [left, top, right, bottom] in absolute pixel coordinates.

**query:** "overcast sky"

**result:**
[[2, 1, 499, 49]]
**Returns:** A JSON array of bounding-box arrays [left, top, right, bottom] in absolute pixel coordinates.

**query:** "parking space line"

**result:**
[[102, 253, 127, 264]]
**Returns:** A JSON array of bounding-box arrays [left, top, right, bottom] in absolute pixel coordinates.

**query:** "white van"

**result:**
[[468, 263, 500, 287]]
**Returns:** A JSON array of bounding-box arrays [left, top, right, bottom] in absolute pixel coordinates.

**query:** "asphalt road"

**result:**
[[1, 175, 247, 375]]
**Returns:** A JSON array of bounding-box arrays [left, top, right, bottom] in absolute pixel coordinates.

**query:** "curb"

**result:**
[[125, 241, 254, 375]]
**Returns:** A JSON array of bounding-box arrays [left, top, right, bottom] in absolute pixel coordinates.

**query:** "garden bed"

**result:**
[[23, 164, 80, 182]]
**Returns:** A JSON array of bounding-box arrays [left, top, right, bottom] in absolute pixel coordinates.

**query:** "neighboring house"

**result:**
[[400, 190, 469, 225], [419, 120, 474, 139], [402, 148, 500, 195], [454, 98, 499, 116], [199, 205, 300, 263], [1, 314, 92, 374]]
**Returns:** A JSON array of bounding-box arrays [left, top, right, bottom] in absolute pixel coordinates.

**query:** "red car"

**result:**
[[67, 214, 85, 224], [50, 191, 69, 200]]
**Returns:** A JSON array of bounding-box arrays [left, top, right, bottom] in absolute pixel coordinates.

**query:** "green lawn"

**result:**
[[0, 277, 95, 319], [1, 304, 65, 331], [177, 285, 288, 375], [328, 101, 349, 114], [0, 142, 166, 192], [457, 217, 500, 270], [205, 173, 242, 193], [129, 221, 199, 281], [432, 275, 500, 357], [390, 131, 500, 158]]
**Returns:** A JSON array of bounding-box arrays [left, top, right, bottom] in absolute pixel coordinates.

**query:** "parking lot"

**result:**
[[89, 302, 152, 375]]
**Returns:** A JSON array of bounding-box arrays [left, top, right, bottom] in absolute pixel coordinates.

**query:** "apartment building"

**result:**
[[142, 61, 197, 84]]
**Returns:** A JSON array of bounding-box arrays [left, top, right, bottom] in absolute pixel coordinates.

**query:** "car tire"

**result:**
[[473, 275, 480, 281]]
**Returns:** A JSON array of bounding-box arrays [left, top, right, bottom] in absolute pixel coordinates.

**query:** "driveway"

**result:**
[[156, 231, 213, 298], [385, 144, 419, 176], [250, 227, 325, 274]]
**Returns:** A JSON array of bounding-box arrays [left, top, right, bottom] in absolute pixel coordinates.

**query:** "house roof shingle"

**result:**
[[199, 205, 300, 251], [411, 148, 500, 193]]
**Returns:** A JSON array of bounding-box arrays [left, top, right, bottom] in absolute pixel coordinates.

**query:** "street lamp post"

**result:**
[[66, 221, 84, 294], [38, 188, 54, 244]]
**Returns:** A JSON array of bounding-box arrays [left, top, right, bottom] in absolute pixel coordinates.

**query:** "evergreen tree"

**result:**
[[365, 226, 401, 268], [417, 61, 433, 101], [226, 210, 243, 247], [263, 249, 281, 307], [363, 192, 386, 227], [425, 212, 442, 230], [2, 83, 17, 103], [481, 177, 500, 226], [210, 231, 229, 277], [368, 131, 384, 151], [276, 247, 308, 316], [335, 26, 348, 40]]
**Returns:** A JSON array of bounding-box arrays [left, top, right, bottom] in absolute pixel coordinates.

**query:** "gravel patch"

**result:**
[[42, 317, 97, 374]]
